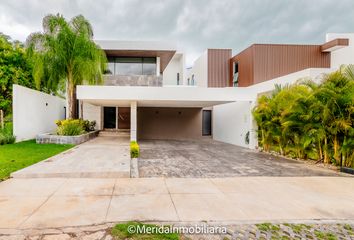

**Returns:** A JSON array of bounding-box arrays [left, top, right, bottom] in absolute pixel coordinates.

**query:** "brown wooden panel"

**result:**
[[230, 44, 330, 87], [207, 49, 232, 87], [229, 46, 254, 87], [321, 38, 349, 52], [118, 107, 130, 129]]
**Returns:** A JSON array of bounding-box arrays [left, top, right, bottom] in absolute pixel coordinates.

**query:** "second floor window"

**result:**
[[177, 73, 180, 85], [106, 57, 157, 76]]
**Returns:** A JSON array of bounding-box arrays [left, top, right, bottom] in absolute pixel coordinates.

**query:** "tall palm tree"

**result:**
[[26, 14, 106, 118]]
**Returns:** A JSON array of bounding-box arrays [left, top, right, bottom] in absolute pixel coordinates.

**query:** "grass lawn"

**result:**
[[0, 140, 74, 180]]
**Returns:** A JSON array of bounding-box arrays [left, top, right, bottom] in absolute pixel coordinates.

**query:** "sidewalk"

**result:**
[[0, 176, 353, 232]]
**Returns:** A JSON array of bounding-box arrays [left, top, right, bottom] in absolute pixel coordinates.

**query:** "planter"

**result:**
[[341, 167, 354, 175], [36, 131, 99, 145]]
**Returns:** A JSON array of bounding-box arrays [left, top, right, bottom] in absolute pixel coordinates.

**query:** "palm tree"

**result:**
[[26, 14, 106, 118]]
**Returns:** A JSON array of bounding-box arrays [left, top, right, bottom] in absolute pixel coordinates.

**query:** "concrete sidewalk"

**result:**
[[0, 177, 353, 232], [10, 136, 131, 178]]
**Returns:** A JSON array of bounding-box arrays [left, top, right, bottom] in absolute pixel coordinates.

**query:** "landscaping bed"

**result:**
[[36, 130, 99, 145], [0, 139, 73, 180]]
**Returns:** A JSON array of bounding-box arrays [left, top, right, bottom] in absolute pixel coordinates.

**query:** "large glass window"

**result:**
[[115, 57, 142, 75], [233, 62, 239, 87], [106, 57, 115, 75], [105, 57, 157, 76], [142, 57, 157, 75]]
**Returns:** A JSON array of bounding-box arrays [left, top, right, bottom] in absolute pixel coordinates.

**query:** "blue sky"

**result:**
[[1, 0, 354, 66]]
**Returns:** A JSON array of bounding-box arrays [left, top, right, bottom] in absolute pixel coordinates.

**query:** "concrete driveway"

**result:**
[[138, 139, 340, 177], [11, 136, 131, 178]]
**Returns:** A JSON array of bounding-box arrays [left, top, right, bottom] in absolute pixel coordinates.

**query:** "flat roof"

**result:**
[[95, 40, 177, 51]]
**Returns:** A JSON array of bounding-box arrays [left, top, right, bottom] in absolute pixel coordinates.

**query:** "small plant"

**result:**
[[130, 141, 140, 158]]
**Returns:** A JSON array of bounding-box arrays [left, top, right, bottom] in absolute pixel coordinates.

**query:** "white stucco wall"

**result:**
[[212, 68, 333, 149], [13, 84, 66, 142], [82, 102, 102, 130], [189, 50, 208, 87], [163, 53, 185, 86], [326, 33, 354, 69], [213, 101, 252, 148]]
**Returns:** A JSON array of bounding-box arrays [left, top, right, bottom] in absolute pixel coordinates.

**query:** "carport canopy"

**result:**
[[76, 85, 255, 107]]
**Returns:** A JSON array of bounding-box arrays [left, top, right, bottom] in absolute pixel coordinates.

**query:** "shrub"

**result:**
[[82, 120, 96, 132], [0, 122, 15, 145], [55, 119, 96, 136], [56, 119, 85, 136], [130, 141, 140, 158]]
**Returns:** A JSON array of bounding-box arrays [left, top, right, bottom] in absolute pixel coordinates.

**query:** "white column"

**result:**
[[248, 101, 258, 149], [156, 57, 161, 76], [130, 101, 137, 142]]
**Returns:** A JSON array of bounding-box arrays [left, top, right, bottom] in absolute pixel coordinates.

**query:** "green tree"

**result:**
[[0, 33, 35, 117], [27, 14, 106, 119], [253, 65, 354, 167]]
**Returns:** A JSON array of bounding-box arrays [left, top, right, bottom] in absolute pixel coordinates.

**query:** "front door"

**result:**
[[118, 107, 130, 129], [103, 107, 116, 129]]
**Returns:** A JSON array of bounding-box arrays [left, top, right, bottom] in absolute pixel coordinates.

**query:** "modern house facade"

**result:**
[[13, 33, 353, 146], [75, 33, 354, 149]]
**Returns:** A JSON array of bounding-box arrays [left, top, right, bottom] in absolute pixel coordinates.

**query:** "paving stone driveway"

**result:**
[[138, 139, 340, 177]]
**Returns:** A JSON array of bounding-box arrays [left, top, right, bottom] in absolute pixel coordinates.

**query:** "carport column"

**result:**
[[130, 101, 137, 141], [249, 100, 258, 149]]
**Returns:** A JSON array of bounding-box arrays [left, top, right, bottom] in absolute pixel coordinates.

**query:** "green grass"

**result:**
[[111, 222, 180, 240], [0, 140, 73, 180]]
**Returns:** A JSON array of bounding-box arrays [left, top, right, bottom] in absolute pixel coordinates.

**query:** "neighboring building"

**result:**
[[74, 33, 354, 149]]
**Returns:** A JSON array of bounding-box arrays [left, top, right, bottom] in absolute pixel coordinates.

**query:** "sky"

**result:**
[[1, 0, 354, 66]]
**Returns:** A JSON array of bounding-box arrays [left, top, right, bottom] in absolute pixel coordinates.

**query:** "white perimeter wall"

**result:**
[[213, 101, 252, 148], [13, 84, 66, 142], [326, 33, 354, 69]]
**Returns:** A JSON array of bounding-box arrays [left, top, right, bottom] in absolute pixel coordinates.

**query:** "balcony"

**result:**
[[104, 75, 163, 87]]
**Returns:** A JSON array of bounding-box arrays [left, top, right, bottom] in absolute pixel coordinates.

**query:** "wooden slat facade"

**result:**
[[230, 44, 331, 87], [207, 49, 232, 87]]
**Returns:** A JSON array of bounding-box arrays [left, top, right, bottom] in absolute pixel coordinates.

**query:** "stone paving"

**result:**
[[1, 222, 353, 239], [139, 139, 341, 177]]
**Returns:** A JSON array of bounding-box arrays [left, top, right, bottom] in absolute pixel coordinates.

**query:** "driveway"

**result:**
[[138, 139, 340, 177], [11, 136, 131, 178]]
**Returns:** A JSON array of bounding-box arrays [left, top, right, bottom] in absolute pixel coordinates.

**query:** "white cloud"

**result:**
[[0, 0, 353, 64]]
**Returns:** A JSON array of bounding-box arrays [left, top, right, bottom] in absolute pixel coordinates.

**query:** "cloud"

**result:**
[[1, 0, 353, 66]]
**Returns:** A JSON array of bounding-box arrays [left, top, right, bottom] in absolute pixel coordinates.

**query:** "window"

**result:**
[[106, 57, 115, 75], [142, 57, 157, 75], [106, 57, 157, 76], [191, 74, 195, 85], [177, 73, 180, 85], [233, 62, 239, 87]]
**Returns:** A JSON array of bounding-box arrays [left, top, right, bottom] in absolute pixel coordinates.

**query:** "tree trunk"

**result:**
[[318, 141, 323, 161], [66, 80, 77, 119], [324, 137, 329, 164], [333, 135, 340, 165]]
